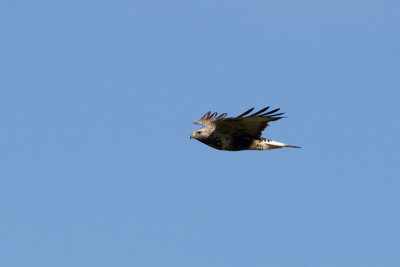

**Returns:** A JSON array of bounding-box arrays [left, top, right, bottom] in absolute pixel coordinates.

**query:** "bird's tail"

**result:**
[[262, 139, 301, 149]]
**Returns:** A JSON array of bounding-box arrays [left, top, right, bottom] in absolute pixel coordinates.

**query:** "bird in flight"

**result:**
[[190, 106, 300, 151]]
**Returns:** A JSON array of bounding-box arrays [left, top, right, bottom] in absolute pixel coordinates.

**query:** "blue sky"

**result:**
[[1, 0, 399, 266]]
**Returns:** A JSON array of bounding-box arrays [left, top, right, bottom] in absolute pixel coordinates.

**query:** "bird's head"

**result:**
[[190, 128, 210, 140]]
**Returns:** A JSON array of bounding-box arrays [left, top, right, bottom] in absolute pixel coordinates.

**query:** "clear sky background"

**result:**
[[1, 0, 399, 266]]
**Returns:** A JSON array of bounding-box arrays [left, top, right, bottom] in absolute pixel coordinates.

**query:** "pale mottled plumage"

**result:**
[[190, 106, 300, 151]]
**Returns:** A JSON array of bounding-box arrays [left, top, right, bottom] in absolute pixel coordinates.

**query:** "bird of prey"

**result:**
[[190, 106, 300, 151]]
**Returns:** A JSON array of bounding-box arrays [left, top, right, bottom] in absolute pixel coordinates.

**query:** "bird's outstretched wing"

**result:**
[[213, 107, 284, 138]]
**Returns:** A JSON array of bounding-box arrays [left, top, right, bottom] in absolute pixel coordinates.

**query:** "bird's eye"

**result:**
[[197, 131, 202, 134]]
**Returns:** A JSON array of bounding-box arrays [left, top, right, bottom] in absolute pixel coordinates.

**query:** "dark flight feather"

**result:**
[[251, 106, 270, 116], [237, 108, 254, 117]]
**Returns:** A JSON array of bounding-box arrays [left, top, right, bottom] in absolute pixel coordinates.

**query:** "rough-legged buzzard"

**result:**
[[190, 106, 300, 151]]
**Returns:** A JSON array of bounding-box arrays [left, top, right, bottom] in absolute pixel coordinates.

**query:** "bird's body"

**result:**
[[190, 106, 300, 151]]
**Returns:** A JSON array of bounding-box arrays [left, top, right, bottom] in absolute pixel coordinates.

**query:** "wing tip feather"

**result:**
[[237, 107, 254, 117]]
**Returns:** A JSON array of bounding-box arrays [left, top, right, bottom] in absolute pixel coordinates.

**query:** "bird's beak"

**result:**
[[190, 133, 194, 140]]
